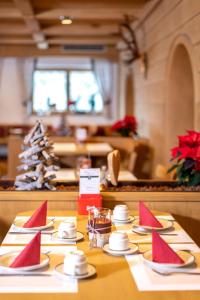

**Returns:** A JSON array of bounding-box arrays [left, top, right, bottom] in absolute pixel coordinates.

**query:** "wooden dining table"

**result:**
[[53, 142, 113, 157], [47, 168, 137, 182], [1, 210, 200, 300]]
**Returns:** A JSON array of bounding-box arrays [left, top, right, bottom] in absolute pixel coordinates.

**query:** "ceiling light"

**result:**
[[59, 16, 73, 25], [37, 41, 49, 50]]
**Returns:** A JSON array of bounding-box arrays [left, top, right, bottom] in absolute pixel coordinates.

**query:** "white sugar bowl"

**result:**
[[113, 205, 129, 221], [109, 231, 129, 251], [58, 221, 77, 239], [64, 250, 88, 276]]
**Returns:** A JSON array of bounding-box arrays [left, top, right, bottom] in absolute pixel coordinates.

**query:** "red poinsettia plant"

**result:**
[[111, 115, 137, 137], [169, 130, 200, 185]]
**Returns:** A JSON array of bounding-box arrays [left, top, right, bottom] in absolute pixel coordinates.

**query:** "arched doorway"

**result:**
[[166, 43, 194, 155]]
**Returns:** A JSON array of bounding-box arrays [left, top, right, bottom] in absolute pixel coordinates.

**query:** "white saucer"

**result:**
[[13, 218, 55, 232], [103, 243, 138, 256], [52, 231, 84, 242], [112, 216, 135, 224], [132, 217, 173, 232], [0, 252, 50, 272], [54, 263, 96, 279], [131, 227, 175, 236], [143, 250, 195, 269]]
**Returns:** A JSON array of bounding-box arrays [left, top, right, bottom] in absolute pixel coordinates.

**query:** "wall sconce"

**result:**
[[59, 16, 73, 25]]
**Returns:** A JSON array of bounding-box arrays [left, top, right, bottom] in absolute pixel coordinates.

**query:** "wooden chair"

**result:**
[[154, 164, 175, 180], [132, 143, 154, 179]]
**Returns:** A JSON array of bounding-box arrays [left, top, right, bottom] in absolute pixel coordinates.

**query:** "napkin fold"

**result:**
[[152, 231, 184, 264], [10, 232, 41, 268], [23, 200, 47, 228], [139, 201, 163, 228]]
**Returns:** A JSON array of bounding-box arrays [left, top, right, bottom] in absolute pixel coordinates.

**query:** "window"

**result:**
[[32, 69, 103, 115]]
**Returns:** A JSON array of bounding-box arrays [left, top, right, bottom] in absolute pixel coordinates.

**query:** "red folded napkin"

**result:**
[[139, 201, 163, 228], [10, 232, 41, 268], [152, 231, 184, 264], [23, 200, 47, 228]]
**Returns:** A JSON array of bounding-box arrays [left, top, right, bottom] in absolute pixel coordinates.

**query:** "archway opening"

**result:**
[[167, 44, 194, 153]]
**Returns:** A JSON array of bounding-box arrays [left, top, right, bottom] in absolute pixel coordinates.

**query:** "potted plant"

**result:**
[[169, 130, 200, 186], [111, 115, 137, 137]]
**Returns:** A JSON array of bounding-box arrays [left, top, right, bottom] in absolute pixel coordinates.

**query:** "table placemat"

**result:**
[[3, 216, 77, 245], [114, 215, 195, 244], [125, 243, 200, 291], [0, 245, 78, 293]]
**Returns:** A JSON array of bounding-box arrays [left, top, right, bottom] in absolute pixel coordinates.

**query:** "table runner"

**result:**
[[3, 216, 77, 245], [125, 243, 200, 291], [0, 246, 78, 293]]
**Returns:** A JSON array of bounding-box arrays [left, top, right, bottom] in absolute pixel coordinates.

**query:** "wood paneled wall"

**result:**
[[126, 0, 200, 167]]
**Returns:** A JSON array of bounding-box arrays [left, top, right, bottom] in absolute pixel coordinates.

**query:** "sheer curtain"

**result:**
[[17, 58, 35, 118], [92, 59, 117, 118], [0, 59, 4, 88]]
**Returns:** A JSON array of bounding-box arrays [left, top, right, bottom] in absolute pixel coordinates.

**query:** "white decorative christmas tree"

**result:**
[[15, 121, 59, 190]]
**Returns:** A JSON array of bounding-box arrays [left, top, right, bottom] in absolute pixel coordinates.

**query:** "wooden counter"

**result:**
[[0, 181, 200, 245]]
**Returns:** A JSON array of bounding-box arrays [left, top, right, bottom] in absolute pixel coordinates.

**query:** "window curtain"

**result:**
[[92, 59, 117, 118], [0, 59, 4, 88], [17, 58, 36, 117]]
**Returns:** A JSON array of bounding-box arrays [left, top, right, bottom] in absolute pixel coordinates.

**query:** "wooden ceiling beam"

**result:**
[[13, 0, 48, 49], [35, 2, 143, 12], [36, 7, 140, 21], [0, 45, 118, 61], [0, 23, 30, 35], [0, 38, 34, 45], [0, 2, 21, 18], [43, 24, 119, 36], [47, 36, 119, 45]]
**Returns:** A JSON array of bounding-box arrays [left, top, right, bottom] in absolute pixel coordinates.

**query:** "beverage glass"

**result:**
[[88, 207, 112, 248]]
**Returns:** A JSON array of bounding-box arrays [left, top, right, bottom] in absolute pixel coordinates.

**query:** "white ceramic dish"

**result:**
[[52, 231, 84, 242], [0, 252, 50, 272], [103, 243, 138, 256], [112, 216, 135, 224], [113, 205, 130, 221], [13, 218, 54, 232], [54, 263, 96, 279], [132, 217, 173, 232], [143, 250, 195, 269], [109, 231, 129, 251]]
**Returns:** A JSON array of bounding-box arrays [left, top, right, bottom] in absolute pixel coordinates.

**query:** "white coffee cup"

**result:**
[[58, 221, 77, 239], [64, 250, 88, 276], [113, 205, 129, 221], [109, 231, 129, 251]]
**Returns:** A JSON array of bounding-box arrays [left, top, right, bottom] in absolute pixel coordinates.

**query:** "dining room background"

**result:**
[[0, 0, 199, 169]]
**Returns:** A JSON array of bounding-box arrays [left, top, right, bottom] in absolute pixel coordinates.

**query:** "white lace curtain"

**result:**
[[17, 58, 35, 117], [0, 59, 4, 88], [92, 59, 117, 118]]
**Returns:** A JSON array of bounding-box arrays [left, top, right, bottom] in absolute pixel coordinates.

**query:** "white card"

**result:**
[[79, 168, 100, 194]]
